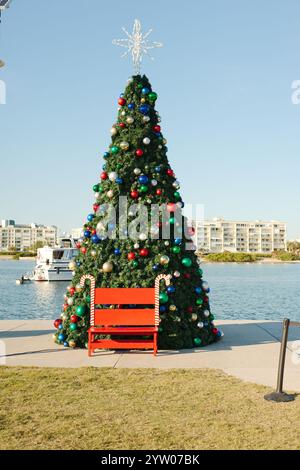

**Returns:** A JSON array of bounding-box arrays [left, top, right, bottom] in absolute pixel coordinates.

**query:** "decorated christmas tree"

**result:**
[[54, 20, 222, 350]]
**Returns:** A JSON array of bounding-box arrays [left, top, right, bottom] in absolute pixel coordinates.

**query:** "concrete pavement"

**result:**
[[1, 319, 300, 392]]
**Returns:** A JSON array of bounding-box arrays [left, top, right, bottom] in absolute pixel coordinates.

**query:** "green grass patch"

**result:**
[[0, 367, 299, 450]]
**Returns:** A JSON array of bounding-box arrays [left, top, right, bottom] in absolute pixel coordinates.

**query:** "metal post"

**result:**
[[264, 318, 295, 402]]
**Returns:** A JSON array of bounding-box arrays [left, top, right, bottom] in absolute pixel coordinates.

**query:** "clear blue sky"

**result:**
[[1, 0, 300, 238]]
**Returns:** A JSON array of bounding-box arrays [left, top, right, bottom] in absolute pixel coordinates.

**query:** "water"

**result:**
[[1, 260, 300, 321]]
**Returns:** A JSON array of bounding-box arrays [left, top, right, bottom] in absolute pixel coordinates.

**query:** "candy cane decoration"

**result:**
[[80, 275, 96, 326], [154, 274, 172, 326]]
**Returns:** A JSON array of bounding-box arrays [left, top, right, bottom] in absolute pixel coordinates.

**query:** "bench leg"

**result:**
[[153, 332, 158, 356], [88, 331, 92, 357]]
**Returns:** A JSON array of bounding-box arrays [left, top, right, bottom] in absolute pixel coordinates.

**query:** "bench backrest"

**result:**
[[80, 274, 171, 327], [94, 288, 155, 327]]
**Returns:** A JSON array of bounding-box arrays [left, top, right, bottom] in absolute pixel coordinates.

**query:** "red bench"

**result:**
[[80, 274, 171, 356]]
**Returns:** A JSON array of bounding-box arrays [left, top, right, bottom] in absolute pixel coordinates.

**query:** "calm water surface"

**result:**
[[1, 260, 300, 321]]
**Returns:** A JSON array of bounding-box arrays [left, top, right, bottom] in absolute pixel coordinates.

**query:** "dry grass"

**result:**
[[0, 367, 299, 450]]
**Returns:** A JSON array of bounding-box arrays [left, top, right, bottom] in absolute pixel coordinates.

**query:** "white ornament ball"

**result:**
[[204, 310, 210, 318], [75, 283, 82, 292], [94, 192, 100, 199], [110, 127, 117, 136], [120, 141, 129, 150], [102, 261, 113, 273], [121, 110, 126, 116], [173, 271, 181, 278], [91, 249, 97, 257], [107, 190, 114, 199], [139, 233, 147, 241], [67, 297, 74, 306], [164, 241, 170, 246], [134, 243, 140, 249], [151, 179, 158, 186], [173, 180, 181, 189], [197, 322, 204, 329], [134, 168, 141, 175], [109, 171, 118, 181], [126, 116, 134, 124], [143, 137, 151, 145], [143, 116, 150, 123]]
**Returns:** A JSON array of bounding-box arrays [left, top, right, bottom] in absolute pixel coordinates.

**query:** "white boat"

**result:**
[[32, 238, 78, 282]]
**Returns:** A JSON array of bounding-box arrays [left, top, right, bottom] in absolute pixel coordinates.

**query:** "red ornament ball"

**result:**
[[140, 248, 149, 257], [156, 188, 162, 196], [130, 190, 139, 199], [91, 229, 96, 235], [70, 315, 80, 323], [118, 98, 126, 106], [153, 125, 161, 133], [63, 304, 68, 311], [93, 204, 99, 212], [76, 242, 81, 249], [118, 122, 126, 129], [101, 171, 108, 180], [69, 287, 75, 296], [167, 169, 174, 177], [54, 319, 62, 329], [187, 306, 193, 314], [212, 328, 218, 335], [81, 247, 87, 254], [184, 273, 191, 279], [135, 149, 144, 157], [167, 203, 176, 213], [127, 252, 136, 261]]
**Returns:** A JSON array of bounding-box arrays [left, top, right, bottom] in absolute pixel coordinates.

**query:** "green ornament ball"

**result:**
[[132, 260, 138, 268], [85, 295, 91, 303], [137, 83, 143, 89], [111, 146, 119, 154], [194, 337, 202, 346], [140, 185, 148, 193], [76, 305, 86, 317], [70, 323, 77, 331], [196, 299, 203, 306], [182, 257, 192, 267], [172, 246, 181, 254], [148, 92, 157, 101], [174, 191, 181, 200], [116, 164, 123, 170], [93, 184, 99, 192], [198, 268, 203, 276], [159, 292, 169, 304]]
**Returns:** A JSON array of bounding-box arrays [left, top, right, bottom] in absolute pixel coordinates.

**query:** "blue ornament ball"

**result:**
[[103, 152, 110, 159], [174, 238, 182, 245], [167, 286, 176, 294], [128, 103, 135, 110], [76, 261, 81, 267], [114, 248, 121, 255], [138, 175, 149, 184], [84, 230, 91, 238], [142, 87, 150, 95], [152, 264, 159, 271], [195, 287, 202, 294], [139, 104, 150, 115], [63, 342, 69, 347], [217, 330, 222, 338], [91, 234, 100, 244], [87, 214, 94, 222], [58, 324, 63, 330], [155, 166, 161, 172], [58, 333, 65, 342], [159, 306, 167, 313], [116, 177, 123, 184]]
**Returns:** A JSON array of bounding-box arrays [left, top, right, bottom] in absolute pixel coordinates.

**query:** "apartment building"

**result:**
[[0, 220, 58, 252], [193, 218, 287, 254]]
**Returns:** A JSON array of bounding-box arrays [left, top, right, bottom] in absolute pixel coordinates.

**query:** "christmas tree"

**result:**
[[54, 22, 222, 350]]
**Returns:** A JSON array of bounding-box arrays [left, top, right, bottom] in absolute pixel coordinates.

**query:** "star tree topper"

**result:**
[[113, 19, 163, 75]]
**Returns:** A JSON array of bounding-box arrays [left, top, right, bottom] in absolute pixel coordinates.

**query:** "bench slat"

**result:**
[[89, 339, 155, 350], [94, 308, 155, 326], [95, 288, 155, 305]]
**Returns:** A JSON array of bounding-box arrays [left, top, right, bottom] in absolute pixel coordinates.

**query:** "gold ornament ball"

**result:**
[[160, 255, 170, 265], [141, 98, 146, 103], [91, 249, 97, 257], [120, 141, 129, 150], [69, 261, 76, 271], [169, 304, 177, 312], [102, 261, 113, 273], [107, 190, 114, 199], [75, 284, 82, 292], [69, 340, 76, 348], [126, 116, 134, 124], [191, 313, 198, 321], [110, 127, 117, 136]]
